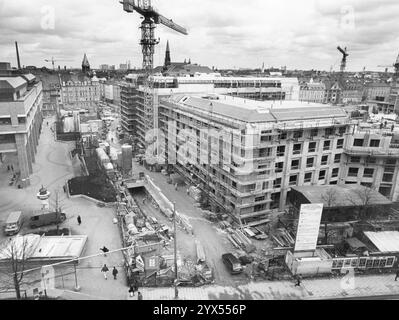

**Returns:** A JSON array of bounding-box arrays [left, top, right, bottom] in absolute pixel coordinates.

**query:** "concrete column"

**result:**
[[28, 133, 36, 164], [26, 138, 33, 174], [15, 134, 31, 187]]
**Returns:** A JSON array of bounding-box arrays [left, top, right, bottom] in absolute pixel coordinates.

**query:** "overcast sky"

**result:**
[[0, 0, 398, 71]]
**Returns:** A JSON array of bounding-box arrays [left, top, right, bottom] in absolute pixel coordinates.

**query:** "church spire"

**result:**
[[82, 53, 90, 73], [164, 41, 171, 68]]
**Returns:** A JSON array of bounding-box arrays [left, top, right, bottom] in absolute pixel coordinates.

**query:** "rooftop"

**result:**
[[168, 94, 348, 124], [364, 231, 399, 253], [290, 185, 392, 208]]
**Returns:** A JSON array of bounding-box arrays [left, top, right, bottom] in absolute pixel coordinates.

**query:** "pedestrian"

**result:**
[[392, 124, 395, 132], [128, 285, 135, 297], [112, 267, 118, 280], [175, 183, 178, 191], [10, 165, 13, 172], [100, 246, 110, 257], [142, 198, 146, 205], [101, 264, 109, 280], [395, 270, 399, 281], [7, 165, 10, 171], [137, 292, 143, 300], [186, 188, 189, 195], [77, 215, 82, 225], [295, 276, 301, 287]]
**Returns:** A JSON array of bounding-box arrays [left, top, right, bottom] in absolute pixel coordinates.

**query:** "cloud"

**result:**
[[0, 0, 398, 71]]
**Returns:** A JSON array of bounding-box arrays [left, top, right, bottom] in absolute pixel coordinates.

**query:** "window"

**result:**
[[278, 132, 287, 140], [293, 144, 302, 155], [274, 178, 282, 189], [334, 154, 341, 164], [277, 146, 285, 157], [321, 155, 328, 166], [259, 148, 272, 157], [353, 139, 364, 147], [379, 185, 392, 197], [332, 168, 339, 178], [385, 159, 396, 166], [308, 142, 317, 153], [339, 127, 346, 135], [325, 128, 334, 136], [304, 173, 312, 183], [337, 139, 344, 149], [323, 140, 331, 151], [255, 196, 265, 202], [291, 159, 300, 170], [289, 175, 298, 186], [382, 174, 393, 183], [306, 157, 314, 168], [369, 139, 380, 148], [350, 156, 361, 163], [293, 130, 303, 139], [275, 162, 284, 173], [310, 129, 318, 137], [348, 167, 359, 177], [367, 157, 377, 164], [319, 170, 326, 180], [363, 168, 374, 178]]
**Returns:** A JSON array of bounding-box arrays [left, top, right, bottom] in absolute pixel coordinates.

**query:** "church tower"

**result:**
[[82, 53, 90, 73], [164, 41, 171, 68]]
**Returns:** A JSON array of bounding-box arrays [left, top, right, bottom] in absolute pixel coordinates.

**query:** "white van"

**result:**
[[4, 211, 23, 236]]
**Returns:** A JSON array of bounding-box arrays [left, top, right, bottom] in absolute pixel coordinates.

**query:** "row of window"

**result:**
[[275, 154, 342, 173], [276, 140, 344, 157], [273, 168, 340, 188], [353, 138, 380, 148]]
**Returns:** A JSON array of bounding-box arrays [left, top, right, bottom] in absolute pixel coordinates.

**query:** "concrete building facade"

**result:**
[[157, 94, 350, 226], [120, 75, 300, 149], [0, 63, 43, 187]]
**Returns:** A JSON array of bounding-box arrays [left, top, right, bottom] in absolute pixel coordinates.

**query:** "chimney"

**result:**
[[15, 42, 21, 70]]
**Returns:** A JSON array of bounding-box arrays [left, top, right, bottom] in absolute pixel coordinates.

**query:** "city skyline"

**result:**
[[0, 0, 398, 71]]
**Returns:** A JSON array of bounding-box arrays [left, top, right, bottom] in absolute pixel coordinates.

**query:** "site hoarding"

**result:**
[[294, 203, 323, 252]]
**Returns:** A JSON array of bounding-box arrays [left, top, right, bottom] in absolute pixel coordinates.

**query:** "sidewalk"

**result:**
[[139, 273, 399, 300]]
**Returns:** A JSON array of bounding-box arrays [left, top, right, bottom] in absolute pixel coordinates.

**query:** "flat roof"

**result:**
[[290, 185, 392, 207], [170, 94, 347, 124], [0, 76, 27, 90], [0, 235, 88, 261], [364, 231, 399, 253]]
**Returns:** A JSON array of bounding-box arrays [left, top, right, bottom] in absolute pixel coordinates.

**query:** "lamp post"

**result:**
[[173, 202, 179, 299]]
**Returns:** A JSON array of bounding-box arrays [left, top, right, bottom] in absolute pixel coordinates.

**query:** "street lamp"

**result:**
[[173, 202, 179, 299]]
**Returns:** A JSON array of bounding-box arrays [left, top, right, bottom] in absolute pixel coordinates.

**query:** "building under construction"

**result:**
[[157, 94, 351, 227]]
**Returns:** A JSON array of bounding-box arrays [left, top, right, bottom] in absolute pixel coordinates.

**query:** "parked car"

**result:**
[[222, 253, 243, 274], [4, 211, 23, 236], [29, 211, 66, 229]]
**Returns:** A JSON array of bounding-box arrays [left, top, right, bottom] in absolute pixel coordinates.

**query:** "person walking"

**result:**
[[77, 215, 82, 225], [128, 285, 135, 297], [10, 165, 13, 172], [112, 267, 118, 280], [137, 292, 143, 300], [101, 264, 109, 280], [295, 276, 301, 287], [100, 246, 110, 257], [175, 183, 178, 191], [395, 269, 399, 281]]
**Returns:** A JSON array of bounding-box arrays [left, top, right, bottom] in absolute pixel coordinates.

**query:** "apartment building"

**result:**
[[120, 75, 300, 148], [157, 94, 350, 227], [299, 79, 326, 103], [342, 127, 399, 200], [60, 75, 100, 112], [0, 63, 43, 187]]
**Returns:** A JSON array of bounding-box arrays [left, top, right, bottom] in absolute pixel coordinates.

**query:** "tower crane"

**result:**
[[337, 46, 349, 73], [119, 0, 188, 152], [120, 0, 188, 72], [44, 57, 72, 71]]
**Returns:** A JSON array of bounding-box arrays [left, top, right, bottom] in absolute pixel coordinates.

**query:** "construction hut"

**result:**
[[288, 185, 392, 223]]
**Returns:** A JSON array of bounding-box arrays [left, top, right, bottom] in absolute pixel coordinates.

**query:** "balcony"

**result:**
[[344, 146, 399, 157]]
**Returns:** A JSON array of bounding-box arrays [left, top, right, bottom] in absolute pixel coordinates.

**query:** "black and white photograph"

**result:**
[[0, 0, 399, 308]]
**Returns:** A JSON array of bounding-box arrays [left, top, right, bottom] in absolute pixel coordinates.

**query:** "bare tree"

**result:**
[[346, 185, 378, 220], [0, 236, 35, 299], [320, 188, 338, 244]]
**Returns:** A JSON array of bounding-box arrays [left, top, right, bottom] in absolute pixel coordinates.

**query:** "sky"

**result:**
[[0, 0, 398, 71]]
